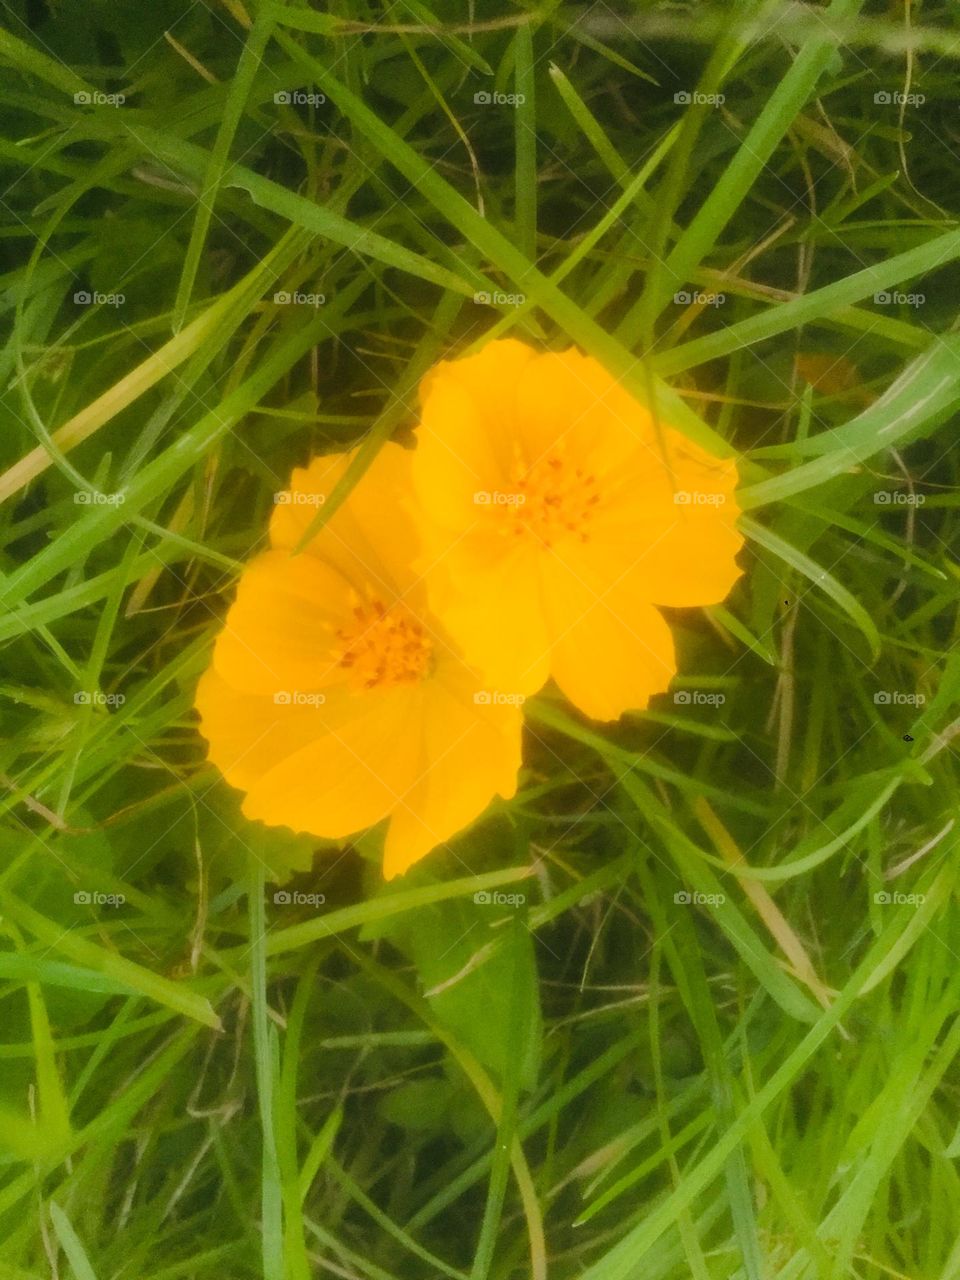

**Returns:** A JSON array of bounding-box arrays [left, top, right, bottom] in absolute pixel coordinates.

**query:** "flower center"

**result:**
[[508, 445, 601, 547], [334, 597, 433, 691]]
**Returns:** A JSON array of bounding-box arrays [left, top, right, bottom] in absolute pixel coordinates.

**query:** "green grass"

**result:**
[[1, 1, 960, 1277]]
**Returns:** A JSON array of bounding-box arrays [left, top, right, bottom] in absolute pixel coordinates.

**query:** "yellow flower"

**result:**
[[410, 339, 744, 721], [195, 444, 522, 879]]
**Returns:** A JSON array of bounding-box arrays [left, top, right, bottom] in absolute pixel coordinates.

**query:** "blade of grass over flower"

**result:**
[[291, 289, 464, 551], [619, 0, 769, 355]]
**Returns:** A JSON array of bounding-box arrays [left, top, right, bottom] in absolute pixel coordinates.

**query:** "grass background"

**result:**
[[1, 0, 960, 1276]]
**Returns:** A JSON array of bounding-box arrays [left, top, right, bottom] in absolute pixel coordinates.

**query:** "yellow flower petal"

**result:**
[[419, 538, 552, 694], [211, 551, 352, 696], [242, 686, 419, 840], [541, 549, 677, 721], [512, 346, 651, 476], [271, 445, 424, 602], [383, 667, 523, 879], [412, 341, 742, 719], [196, 441, 526, 875], [196, 666, 347, 793]]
